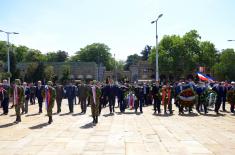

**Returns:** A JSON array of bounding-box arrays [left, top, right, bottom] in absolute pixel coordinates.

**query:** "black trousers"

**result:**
[[135, 99, 143, 113], [108, 97, 115, 113], [2, 98, 9, 114], [230, 104, 234, 113], [68, 99, 74, 113], [221, 97, 226, 110], [38, 101, 43, 112], [153, 97, 161, 113], [215, 99, 222, 113], [80, 98, 87, 113], [119, 99, 126, 112], [56, 98, 62, 113]]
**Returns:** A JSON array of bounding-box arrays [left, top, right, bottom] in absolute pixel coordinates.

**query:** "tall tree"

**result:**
[[213, 49, 235, 81], [71, 43, 114, 70], [46, 50, 68, 62], [124, 54, 141, 70]]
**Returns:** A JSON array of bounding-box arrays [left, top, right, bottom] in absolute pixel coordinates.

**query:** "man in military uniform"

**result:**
[[78, 82, 88, 114], [45, 81, 56, 124], [13, 79, 24, 123], [55, 83, 64, 113], [1, 80, 10, 115], [90, 81, 101, 124], [36, 81, 44, 113]]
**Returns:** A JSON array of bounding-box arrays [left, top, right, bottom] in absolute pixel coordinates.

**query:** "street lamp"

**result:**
[[151, 13, 163, 81], [0, 29, 19, 85], [228, 40, 235, 42]]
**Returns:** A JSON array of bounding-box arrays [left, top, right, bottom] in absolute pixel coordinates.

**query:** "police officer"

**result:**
[[22, 82, 30, 114], [55, 83, 64, 113]]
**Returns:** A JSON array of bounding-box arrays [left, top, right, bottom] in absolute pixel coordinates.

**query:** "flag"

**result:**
[[196, 72, 214, 82]]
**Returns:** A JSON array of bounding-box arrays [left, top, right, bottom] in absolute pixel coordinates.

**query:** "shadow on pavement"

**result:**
[[59, 112, 72, 116], [179, 112, 199, 117], [103, 113, 114, 117], [201, 113, 226, 117], [25, 113, 40, 117], [29, 122, 49, 129], [72, 113, 84, 116], [0, 122, 17, 128], [80, 122, 94, 129], [9, 114, 16, 117], [153, 113, 174, 117]]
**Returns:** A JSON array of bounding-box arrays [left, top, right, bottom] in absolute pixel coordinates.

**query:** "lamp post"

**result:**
[[151, 13, 163, 81], [228, 40, 235, 42], [0, 29, 19, 85]]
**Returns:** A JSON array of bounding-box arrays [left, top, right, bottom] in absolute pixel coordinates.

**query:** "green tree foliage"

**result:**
[[61, 65, 71, 84], [213, 49, 235, 81], [71, 43, 114, 70], [124, 54, 141, 70], [148, 30, 218, 79], [44, 65, 55, 81], [46, 50, 68, 62], [24, 49, 46, 62]]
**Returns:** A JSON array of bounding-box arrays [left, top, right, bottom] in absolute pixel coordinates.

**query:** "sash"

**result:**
[[45, 86, 51, 109], [92, 86, 96, 105]]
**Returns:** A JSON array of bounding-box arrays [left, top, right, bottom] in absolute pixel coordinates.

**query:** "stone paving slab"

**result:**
[[0, 100, 235, 155]]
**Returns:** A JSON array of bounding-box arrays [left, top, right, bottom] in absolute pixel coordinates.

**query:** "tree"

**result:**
[[124, 54, 141, 70], [44, 65, 55, 81], [24, 49, 46, 62], [213, 49, 235, 81], [116, 60, 125, 71], [15, 46, 29, 62], [60, 65, 71, 84], [71, 43, 114, 70], [46, 50, 68, 62], [0, 41, 7, 62], [24, 62, 38, 82]]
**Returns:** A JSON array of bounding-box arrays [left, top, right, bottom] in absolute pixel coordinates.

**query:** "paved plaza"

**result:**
[[0, 100, 235, 155]]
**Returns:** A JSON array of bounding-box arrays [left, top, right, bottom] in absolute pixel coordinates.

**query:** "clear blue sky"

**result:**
[[0, 0, 235, 60]]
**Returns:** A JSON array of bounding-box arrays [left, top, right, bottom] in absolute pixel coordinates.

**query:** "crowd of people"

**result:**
[[0, 78, 235, 125]]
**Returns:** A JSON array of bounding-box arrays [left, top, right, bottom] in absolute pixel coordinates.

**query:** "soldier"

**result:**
[[78, 82, 88, 114], [36, 81, 44, 113], [1, 80, 10, 115], [90, 81, 101, 124], [45, 81, 56, 124], [22, 82, 30, 114], [64, 81, 76, 113], [55, 83, 64, 113], [13, 79, 24, 123]]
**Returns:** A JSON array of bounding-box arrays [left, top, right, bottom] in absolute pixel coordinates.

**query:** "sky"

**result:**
[[0, 0, 235, 60]]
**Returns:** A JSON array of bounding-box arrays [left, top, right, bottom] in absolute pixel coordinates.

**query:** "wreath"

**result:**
[[178, 88, 196, 107]]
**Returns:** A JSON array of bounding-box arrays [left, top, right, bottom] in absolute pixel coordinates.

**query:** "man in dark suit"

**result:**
[[64, 81, 76, 113], [108, 83, 116, 114], [152, 82, 161, 114], [213, 82, 223, 114], [221, 82, 227, 111], [1, 80, 10, 115], [36, 81, 44, 113]]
